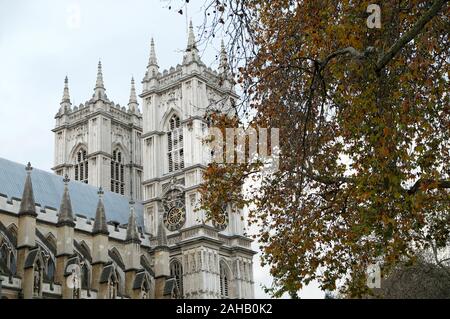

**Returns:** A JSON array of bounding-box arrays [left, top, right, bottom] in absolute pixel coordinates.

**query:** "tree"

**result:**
[[375, 254, 450, 299], [170, 0, 450, 297]]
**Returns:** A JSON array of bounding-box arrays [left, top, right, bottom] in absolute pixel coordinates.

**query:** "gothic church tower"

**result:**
[[52, 63, 143, 200], [141, 23, 255, 299]]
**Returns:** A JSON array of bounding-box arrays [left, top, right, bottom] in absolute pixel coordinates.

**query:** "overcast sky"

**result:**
[[0, 0, 323, 299]]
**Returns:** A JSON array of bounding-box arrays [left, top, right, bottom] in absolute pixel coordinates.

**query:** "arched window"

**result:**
[[46, 258, 55, 283], [111, 149, 125, 195], [75, 149, 88, 183], [220, 262, 230, 298], [167, 115, 184, 173], [0, 236, 16, 275], [36, 243, 55, 284], [81, 263, 90, 290], [0, 243, 9, 267], [170, 259, 183, 296]]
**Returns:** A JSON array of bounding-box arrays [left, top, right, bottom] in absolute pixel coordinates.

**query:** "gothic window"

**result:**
[[220, 262, 230, 298], [46, 258, 55, 283], [74, 149, 88, 183], [81, 263, 90, 290], [36, 244, 55, 284], [0, 235, 16, 275], [170, 260, 183, 296], [111, 149, 125, 195], [167, 115, 184, 173], [0, 243, 9, 267]]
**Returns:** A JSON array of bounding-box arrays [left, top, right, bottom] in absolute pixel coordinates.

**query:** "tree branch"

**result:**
[[376, 0, 449, 72], [407, 179, 450, 195], [320, 46, 376, 69]]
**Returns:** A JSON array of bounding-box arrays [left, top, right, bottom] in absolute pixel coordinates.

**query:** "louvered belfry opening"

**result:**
[[167, 115, 184, 173]]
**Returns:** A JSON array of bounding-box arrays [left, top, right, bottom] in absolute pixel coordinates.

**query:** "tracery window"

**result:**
[[167, 115, 184, 173], [74, 149, 88, 183], [170, 259, 183, 296], [220, 262, 230, 298], [0, 236, 16, 275], [111, 149, 125, 195]]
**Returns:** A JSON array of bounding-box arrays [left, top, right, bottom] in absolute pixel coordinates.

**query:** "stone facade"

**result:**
[[52, 65, 143, 200], [0, 22, 255, 299]]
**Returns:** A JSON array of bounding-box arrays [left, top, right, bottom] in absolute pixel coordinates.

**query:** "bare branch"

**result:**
[[320, 46, 376, 69]]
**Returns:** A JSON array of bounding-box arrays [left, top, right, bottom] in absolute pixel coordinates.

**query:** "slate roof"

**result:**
[[0, 157, 144, 226]]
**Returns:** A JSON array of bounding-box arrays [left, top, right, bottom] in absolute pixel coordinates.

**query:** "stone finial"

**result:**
[[128, 77, 139, 112], [96, 60, 104, 89], [61, 76, 71, 107], [92, 60, 109, 101], [57, 175, 75, 227], [187, 20, 196, 51], [125, 200, 141, 244], [19, 162, 37, 217], [148, 38, 158, 67], [183, 19, 201, 64], [63, 174, 70, 184], [92, 187, 109, 235]]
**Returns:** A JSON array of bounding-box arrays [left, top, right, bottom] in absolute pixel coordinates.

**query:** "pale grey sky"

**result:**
[[0, 0, 323, 299]]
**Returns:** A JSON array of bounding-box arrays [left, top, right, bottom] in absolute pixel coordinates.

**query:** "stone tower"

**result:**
[[141, 23, 255, 299], [52, 63, 144, 200]]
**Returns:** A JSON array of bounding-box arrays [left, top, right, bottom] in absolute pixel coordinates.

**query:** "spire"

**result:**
[[92, 60, 108, 101], [219, 40, 229, 74], [59, 76, 72, 114], [156, 217, 168, 247], [19, 162, 37, 217], [148, 38, 158, 67], [187, 20, 196, 51], [92, 187, 109, 235], [183, 19, 201, 64], [57, 175, 75, 227], [96, 60, 104, 89], [61, 76, 71, 104], [144, 38, 159, 82], [125, 200, 141, 244], [128, 77, 139, 112]]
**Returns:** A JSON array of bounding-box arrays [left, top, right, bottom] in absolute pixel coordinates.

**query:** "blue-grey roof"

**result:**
[[0, 157, 143, 226]]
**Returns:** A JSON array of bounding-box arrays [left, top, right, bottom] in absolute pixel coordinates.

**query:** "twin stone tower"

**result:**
[[50, 23, 255, 299]]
